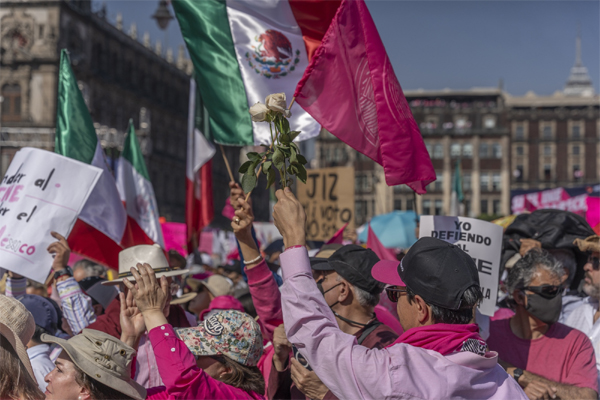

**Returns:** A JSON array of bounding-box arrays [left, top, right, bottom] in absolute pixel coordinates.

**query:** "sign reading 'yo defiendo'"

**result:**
[[0, 148, 101, 283], [419, 216, 503, 317]]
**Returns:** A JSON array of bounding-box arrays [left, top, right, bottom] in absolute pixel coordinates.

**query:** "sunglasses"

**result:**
[[588, 256, 600, 271], [385, 286, 408, 303], [521, 284, 561, 299]]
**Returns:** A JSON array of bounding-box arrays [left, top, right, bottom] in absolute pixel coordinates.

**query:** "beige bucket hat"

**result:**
[[170, 291, 198, 305], [187, 274, 233, 297], [0, 294, 37, 382], [574, 235, 600, 253], [103, 244, 189, 286], [42, 329, 146, 400]]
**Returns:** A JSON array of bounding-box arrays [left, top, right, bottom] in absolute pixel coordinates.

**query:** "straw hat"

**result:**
[[103, 244, 188, 286], [574, 235, 600, 253], [187, 274, 233, 297], [170, 292, 198, 305], [0, 294, 36, 381], [42, 329, 146, 400]]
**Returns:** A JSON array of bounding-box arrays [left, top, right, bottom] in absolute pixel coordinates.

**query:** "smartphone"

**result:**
[[292, 345, 312, 371]]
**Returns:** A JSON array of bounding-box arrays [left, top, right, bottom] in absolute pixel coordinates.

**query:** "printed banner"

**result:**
[[0, 148, 101, 283], [419, 216, 503, 316], [296, 166, 355, 241], [512, 187, 588, 215]]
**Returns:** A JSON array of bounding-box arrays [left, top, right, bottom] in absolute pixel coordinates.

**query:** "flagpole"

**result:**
[[219, 144, 235, 183]]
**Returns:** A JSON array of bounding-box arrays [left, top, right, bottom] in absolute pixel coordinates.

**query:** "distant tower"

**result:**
[[564, 27, 595, 97]]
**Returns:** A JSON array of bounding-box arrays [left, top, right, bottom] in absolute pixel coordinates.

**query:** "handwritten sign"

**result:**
[[0, 148, 101, 283], [419, 216, 503, 316], [296, 167, 355, 241]]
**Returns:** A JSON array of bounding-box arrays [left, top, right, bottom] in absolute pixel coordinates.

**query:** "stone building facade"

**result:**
[[0, 0, 194, 221]]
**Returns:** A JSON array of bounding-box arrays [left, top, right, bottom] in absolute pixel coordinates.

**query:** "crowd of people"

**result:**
[[0, 182, 599, 400]]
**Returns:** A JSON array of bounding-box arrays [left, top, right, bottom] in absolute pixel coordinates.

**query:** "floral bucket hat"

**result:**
[[175, 309, 263, 366]]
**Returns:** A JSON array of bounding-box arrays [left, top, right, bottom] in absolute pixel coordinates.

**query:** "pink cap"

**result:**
[[199, 295, 245, 321], [371, 260, 405, 286]]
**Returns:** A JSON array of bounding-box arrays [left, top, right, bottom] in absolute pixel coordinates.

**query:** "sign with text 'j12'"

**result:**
[[419, 216, 503, 316], [0, 148, 101, 283]]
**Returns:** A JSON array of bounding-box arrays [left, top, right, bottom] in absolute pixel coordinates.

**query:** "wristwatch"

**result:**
[[513, 368, 524, 383], [54, 267, 72, 281]]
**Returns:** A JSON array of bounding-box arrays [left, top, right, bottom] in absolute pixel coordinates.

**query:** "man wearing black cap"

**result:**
[[271, 188, 527, 399], [269, 245, 398, 400]]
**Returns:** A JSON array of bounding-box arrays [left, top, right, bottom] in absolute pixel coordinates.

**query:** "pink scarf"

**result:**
[[389, 323, 485, 356]]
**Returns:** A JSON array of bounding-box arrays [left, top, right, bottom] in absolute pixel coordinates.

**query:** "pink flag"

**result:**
[[367, 224, 397, 261], [294, 0, 435, 193], [586, 196, 600, 235], [325, 223, 348, 245]]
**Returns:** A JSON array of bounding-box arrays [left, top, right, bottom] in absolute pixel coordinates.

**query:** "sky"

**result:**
[[96, 0, 599, 96]]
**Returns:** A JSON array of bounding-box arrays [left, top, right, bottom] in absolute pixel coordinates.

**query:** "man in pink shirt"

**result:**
[[487, 249, 598, 399], [271, 188, 527, 399]]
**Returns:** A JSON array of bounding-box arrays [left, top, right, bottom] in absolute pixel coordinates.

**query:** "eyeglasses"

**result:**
[[587, 256, 600, 271], [521, 285, 561, 299], [385, 286, 408, 303]]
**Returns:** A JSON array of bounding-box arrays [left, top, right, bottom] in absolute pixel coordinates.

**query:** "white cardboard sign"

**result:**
[[0, 148, 102, 283], [419, 216, 503, 316]]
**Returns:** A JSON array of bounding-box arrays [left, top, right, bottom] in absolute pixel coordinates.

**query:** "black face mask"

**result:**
[[525, 292, 563, 324], [316, 278, 370, 327]]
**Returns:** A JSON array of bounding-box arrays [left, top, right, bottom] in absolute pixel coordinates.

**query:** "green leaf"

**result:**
[[277, 117, 290, 134], [266, 166, 276, 189], [262, 161, 271, 174], [291, 142, 300, 152], [296, 154, 308, 165], [247, 152, 261, 162], [241, 173, 257, 194], [290, 146, 298, 164], [297, 164, 307, 183], [238, 160, 253, 174], [273, 148, 285, 170], [289, 131, 301, 142]]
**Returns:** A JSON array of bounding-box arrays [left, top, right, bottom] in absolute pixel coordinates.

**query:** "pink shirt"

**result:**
[[146, 324, 264, 399], [487, 318, 598, 391], [279, 247, 527, 400]]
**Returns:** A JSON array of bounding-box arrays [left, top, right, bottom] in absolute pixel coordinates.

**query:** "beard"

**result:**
[[583, 279, 600, 299]]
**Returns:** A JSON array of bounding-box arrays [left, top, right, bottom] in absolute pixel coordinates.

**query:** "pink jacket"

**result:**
[[146, 324, 264, 400], [279, 247, 528, 400]]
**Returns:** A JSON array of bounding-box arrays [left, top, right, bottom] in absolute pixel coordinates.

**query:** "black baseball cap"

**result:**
[[310, 244, 384, 295], [371, 237, 479, 310]]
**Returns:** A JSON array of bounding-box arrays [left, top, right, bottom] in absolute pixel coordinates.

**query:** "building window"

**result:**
[[394, 199, 402, 210], [480, 200, 489, 215], [434, 200, 443, 215], [479, 143, 489, 159], [1, 84, 22, 122], [544, 165, 552, 180], [426, 144, 432, 158], [493, 200, 501, 215], [492, 173, 501, 191], [543, 145, 551, 156], [515, 125, 524, 140], [492, 143, 502, 159], [572, 145, 580, 155], [463, 173, 471, 191], [572, 125, 581, 139], [455, 116, 469, 130], [516, 146, 524, 156], [515, 165, 524, 182], [484, 115, 496, 129], [462, 143, 473, 158], [542, 125, 552, 140], [406, 199, 414, 211], [573, 165, 583, 181], [432, 144, 443, 159], [434, 174, 443, 191], [38, 25, 44, 39], [422, 200, 432, 215], [480, 174, 490, 192], [450, 144, 461, 158]]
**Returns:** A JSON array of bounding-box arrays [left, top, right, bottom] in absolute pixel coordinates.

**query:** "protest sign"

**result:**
[[296, 167, 355, 242], [419, 216, 503, 316], [0, 148, 101, 283]]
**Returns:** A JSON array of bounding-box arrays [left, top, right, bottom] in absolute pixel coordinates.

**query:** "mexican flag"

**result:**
[[117, 120, 164, 247], [172, 0, 340, 145], [55, 49, 127, 268], [449, 159, 465, 216]]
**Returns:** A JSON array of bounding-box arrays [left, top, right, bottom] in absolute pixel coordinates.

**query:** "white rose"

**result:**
[[249, 102, 269, 122], [265, 93, 288, 114]]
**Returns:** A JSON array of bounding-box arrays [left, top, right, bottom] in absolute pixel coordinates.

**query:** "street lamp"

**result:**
[[152, 0, 174, 30]]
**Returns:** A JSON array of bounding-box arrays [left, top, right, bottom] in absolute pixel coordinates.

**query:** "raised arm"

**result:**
[[273, 188, 394, 399]]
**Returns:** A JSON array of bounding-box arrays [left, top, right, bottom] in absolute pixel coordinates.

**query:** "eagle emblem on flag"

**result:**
[[246, 29, 301, 79]]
